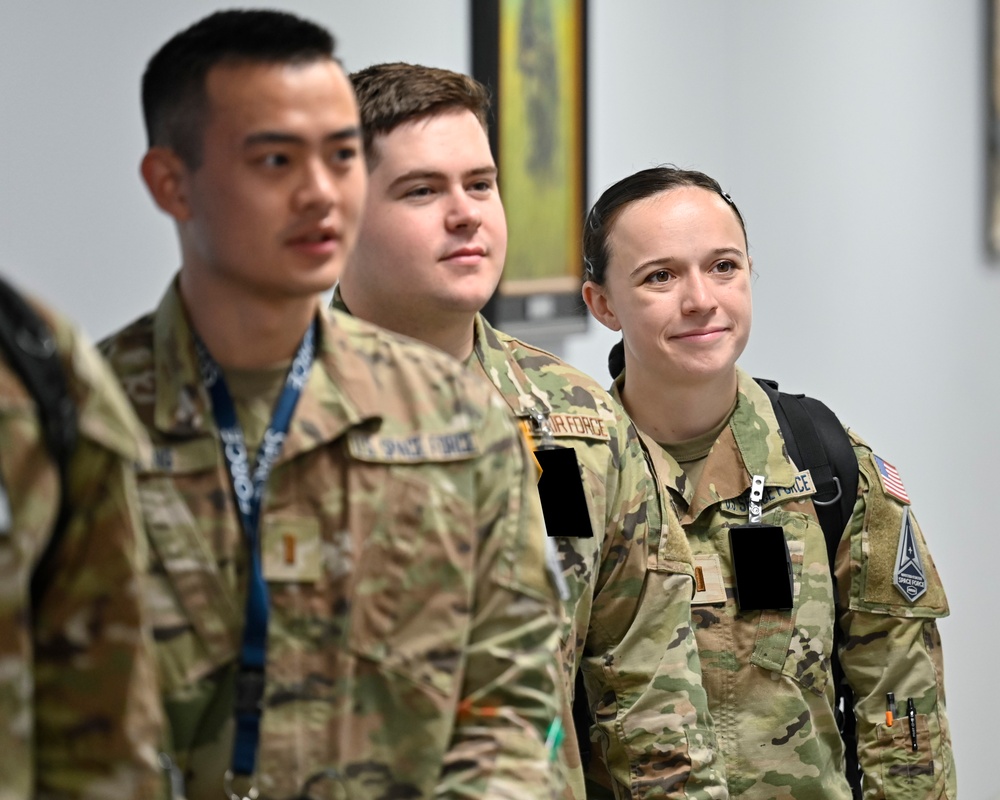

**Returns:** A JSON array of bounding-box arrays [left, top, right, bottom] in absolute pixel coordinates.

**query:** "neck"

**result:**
[[339, 281, 476, 361], [408, 318, 476, 361], [622, 363, 739, 444], [178, 269, 319, 369]]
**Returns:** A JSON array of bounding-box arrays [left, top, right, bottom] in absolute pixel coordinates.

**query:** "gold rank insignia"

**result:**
[[262, 517, 322, 583]]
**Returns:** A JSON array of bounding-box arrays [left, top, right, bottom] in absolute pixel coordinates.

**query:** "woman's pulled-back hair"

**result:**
[[582, 165, 747, 377]]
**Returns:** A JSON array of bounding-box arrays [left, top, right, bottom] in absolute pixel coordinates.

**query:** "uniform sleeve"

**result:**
[[835, 434, 955, 800], [30, 328, 163, 798], [435, 399, 564, 800], [583, 424, 726, 800]]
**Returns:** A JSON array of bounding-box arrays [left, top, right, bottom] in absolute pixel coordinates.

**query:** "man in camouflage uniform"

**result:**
[[100, 11, 563, 799], [0, 277, 163, 799], [335, 63, 727, 800], [628, 369, 955, 799]]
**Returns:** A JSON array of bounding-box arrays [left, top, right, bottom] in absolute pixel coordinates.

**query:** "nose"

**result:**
[[681, 271, 717, 315], [294, 158, 339, 214], [445, 190, 482, 232]]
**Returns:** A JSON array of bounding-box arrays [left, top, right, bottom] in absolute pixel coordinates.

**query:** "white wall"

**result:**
[[0, 0, 470, 339], [1, 2, 995, 796]]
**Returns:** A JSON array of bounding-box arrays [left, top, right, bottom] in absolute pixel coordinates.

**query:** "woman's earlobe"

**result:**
[[582, 281, 622, 332]]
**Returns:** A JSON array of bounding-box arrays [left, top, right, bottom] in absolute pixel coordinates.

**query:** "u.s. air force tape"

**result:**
[[347, 430, 479, 463], [543, 413, 610, 441]]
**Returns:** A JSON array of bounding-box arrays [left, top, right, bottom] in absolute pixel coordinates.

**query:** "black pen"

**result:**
[[907, 698, 918, 751]]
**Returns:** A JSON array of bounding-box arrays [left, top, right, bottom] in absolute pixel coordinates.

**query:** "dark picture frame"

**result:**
[[472, 0, 588, 337]]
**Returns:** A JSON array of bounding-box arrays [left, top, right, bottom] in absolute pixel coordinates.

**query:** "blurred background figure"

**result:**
[[0, 274, 163, 799]]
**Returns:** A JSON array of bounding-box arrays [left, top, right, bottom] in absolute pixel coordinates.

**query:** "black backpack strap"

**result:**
[[0, 277, 78, 607], [754, 377, 862, 799], [754, 379, 858, 568]]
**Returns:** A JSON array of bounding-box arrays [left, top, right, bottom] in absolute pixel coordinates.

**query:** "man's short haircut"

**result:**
[[349, 63, 492, 168], [142, 9, 337, 169]]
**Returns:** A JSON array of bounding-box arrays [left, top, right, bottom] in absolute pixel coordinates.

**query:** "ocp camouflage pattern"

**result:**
[[100, 281, 564, 800], [470, 313, 727, 800], [620, 369, 954, 799], [0, 292, 162, 799]]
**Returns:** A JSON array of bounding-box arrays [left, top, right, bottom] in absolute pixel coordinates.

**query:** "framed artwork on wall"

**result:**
[[472, 0, 588, 338]]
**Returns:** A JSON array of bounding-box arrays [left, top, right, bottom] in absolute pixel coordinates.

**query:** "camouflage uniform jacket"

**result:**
[[470, 314, 726, 800], [0, 295, 163, 799], [99, 283, 564, 800], [616, 368, 954, 799]]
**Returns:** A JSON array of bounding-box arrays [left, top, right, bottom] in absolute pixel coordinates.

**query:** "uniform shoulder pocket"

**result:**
[[850, 451, 948, 617], [873, 712, 947, 799]]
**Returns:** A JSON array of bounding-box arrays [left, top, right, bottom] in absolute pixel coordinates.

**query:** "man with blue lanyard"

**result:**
[[100, 9, 564, 800]]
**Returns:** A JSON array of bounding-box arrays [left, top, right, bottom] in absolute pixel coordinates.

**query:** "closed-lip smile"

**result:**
[[674, 326, 727, 341], [442, 245, 487, 261]]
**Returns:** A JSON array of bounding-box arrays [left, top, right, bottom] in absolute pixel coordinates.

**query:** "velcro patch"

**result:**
[[262, 517, 322, 583], [347, 429, 479, 463], [721, 470, 815, 515], [893, 508, 927, 602], [873, 454, 911, 505], [692, 553, 727, 604], [544, 413, 610, 441]]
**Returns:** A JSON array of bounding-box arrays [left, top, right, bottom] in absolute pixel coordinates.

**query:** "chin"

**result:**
[[444, 289, 495, 314]]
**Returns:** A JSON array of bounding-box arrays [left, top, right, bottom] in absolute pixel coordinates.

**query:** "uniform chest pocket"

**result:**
[[346, 466, 477, 699], [748, 509, 835, 696]]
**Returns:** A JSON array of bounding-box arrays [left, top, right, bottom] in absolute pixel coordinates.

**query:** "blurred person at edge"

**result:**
[[0, 275, 163, 799]]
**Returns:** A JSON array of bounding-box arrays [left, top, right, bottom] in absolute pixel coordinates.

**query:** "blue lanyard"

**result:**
[[195, 321, 316, 780]]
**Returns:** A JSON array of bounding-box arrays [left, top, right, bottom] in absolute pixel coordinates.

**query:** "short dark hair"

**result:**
[[349, 62, 492, 168], [583, 166, 748, 378], [142, 9, 337, 168]]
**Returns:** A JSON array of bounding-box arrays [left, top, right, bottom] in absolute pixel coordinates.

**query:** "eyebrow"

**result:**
[[387, 165, 498, 190], [629, 247, 746, 279], [243, 126, 361, 148]]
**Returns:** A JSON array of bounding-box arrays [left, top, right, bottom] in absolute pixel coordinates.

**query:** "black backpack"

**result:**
[[0, 276, 78, 607], [754, 378, 862, 800]]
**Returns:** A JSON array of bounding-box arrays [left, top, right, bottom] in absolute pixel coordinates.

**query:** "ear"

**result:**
[[582, 280, 621, 332], [140, 147, 194, 222]]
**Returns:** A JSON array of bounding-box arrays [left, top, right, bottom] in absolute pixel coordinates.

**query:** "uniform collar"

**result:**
[[330, 282, 348, 314], [150, 281, 379, 459], [472, 314, 551, 418], [151, 282, 212, 438], [613, 367, 801, 525]]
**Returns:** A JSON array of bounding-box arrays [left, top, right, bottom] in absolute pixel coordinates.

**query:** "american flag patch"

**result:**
[[873, 455, 910, 505]]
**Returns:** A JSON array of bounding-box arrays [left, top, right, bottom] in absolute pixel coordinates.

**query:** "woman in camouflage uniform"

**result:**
[[581, 166, 955, 800]]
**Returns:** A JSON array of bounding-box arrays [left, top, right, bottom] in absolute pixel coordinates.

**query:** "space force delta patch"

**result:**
[[893, 508, 927, 603], [347, 429, 479, 463]]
